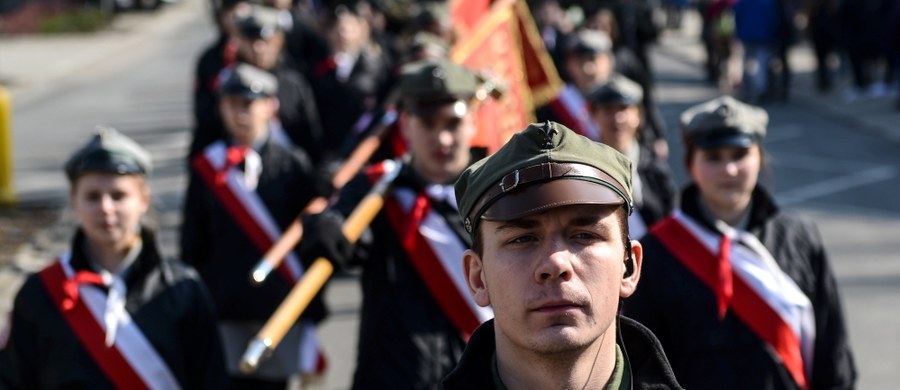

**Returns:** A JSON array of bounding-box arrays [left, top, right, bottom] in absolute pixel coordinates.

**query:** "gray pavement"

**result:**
[[1, 6, 899, 389]]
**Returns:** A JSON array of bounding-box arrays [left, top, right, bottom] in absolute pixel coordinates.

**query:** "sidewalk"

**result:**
[[655, 11, 900, 145], [0, 0, 206, 107]]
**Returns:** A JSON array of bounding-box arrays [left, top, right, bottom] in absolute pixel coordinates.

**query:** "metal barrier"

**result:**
[[0, 86, 15, 205]]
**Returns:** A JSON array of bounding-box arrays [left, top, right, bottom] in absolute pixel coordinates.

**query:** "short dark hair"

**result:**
[[471, 205, 630, 258]]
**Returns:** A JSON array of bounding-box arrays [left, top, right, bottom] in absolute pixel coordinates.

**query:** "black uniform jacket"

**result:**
[[441, 317, 684, 390], [309, 44, 391, 161], [180, 136, 326, 323], [0, 229, 227, 389], [329, 162, 470, 390], [624, 185, 857, 390], [633, 144, 677, 229]]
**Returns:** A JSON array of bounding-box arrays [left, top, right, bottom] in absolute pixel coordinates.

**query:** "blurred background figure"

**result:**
[[838, 0, 896, 102], [0, 128, 226, 389], [181, 64, 327, 390], [588, 75, 676, 239], [624, 96, 857, 390]]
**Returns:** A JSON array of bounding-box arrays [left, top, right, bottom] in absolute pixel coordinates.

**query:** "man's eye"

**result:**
[[508, 235, 536, 245]]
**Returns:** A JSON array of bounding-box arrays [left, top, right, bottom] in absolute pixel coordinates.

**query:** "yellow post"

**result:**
[[0, 86, 15, 205]]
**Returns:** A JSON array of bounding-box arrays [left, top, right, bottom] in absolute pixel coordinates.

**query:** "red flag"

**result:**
[[450, 0, 562, 153]]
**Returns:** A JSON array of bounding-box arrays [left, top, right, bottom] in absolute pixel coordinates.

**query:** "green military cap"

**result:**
[[455, 121, 633, 236], [565, 29, 613, 57], [234, 3, 286, 40], [399, 58, 480, 118], [589, 75, 644, 107], [219, 63, 278, 99], [64, 126, 152, 182], [680, 95, 768, 149]]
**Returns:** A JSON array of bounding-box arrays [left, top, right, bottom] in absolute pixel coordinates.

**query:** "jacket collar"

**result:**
[[680, 184, 779, 234]]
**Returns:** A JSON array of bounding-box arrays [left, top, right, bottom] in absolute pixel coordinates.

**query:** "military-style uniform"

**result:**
[[0, 128, 226, 389], [0, 230, 227, 389], [442, 318, 682, 389], [180, 65, 326, 381], [536, 29, 667, 151], [623, 97, 857, 389], [300, 59, 488, 389], [587, 76, 676, 237]]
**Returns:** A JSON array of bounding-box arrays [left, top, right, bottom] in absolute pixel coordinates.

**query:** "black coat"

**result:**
[[624, 185, 857, 390], [180, 136, 326, 323], [327, 162, 470, 390], [441, 317, 684, 389], [0, 229, 227, 389]]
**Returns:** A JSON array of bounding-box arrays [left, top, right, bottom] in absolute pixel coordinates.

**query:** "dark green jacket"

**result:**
[[441, 317, 683, 390]]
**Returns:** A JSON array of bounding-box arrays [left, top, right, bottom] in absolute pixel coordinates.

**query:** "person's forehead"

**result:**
[[484, 204, 621, 232], [73, 172, 143, 188]]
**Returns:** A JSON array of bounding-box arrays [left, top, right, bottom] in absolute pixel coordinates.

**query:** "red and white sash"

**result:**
[[651, 211, 816, 389], [192, 141, 323, 374], [370, 164, 493, 340], [38, 254, 181, 390], [549, 85, 600, 141]]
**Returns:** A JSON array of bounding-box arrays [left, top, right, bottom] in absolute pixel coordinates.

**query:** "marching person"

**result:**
[[444, 121, 682, 389], [536, 28, 669, 159], [298, 58, 491, 389], [623, 96, 858, 389], [180, 64, 327, 389], [0, 128, 226, 389], [588, 75, 676, 239]]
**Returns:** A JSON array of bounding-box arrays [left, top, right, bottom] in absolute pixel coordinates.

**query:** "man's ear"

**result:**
[[463, 249, 491, 307], [620, 239, 642, 298]]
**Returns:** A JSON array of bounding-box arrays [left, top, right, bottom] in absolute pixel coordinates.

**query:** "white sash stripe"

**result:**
[[203, 143, 303, 282], [60, 253, 182, 390], [395, 189, 494, 323], [558, 85, 600, 140], [672, 211, 816, 375]]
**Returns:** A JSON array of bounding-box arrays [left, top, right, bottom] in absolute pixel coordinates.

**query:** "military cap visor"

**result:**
[[218, 64, 278, 99], [688, 126, 762, 149]]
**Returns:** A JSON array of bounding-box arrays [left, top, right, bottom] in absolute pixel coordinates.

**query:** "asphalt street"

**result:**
[[1, 3, 899, 389]]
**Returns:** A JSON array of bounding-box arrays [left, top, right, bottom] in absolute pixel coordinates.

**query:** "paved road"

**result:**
[[3, 5, 899, 389]]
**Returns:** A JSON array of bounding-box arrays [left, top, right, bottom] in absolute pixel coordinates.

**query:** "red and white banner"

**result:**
[[651, 211, 815, 389], [39, 254, 181, 390], [192, 141, 323, 374]]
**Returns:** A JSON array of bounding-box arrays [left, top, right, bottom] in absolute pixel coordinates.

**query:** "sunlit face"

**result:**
[[328, 12, 369, 53], [71, 173, 149, 249], [220, 95, 275, 145], [236, 31, 285, 70], [464, 204, 641, 355], [689, 145, 761, 214], [401, 102, 477, 183], [565, 54, 613, 92], [592, 103, 641, 153]]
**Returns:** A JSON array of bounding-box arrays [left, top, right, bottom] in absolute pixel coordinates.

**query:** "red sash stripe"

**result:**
[[384, 196, 482, 340], [39, 262, 150, 390], [651, 217, 809, 389], [549, 98, 587, 138]]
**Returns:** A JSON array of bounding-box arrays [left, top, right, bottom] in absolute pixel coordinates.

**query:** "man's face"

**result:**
[[464, 204, 642, 355], [401, 101, 477, 183], [236, 31, 285, 70], [591, 103, 641, 153], [219, 95, 275, 145], [565, 53, 613, 92]]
